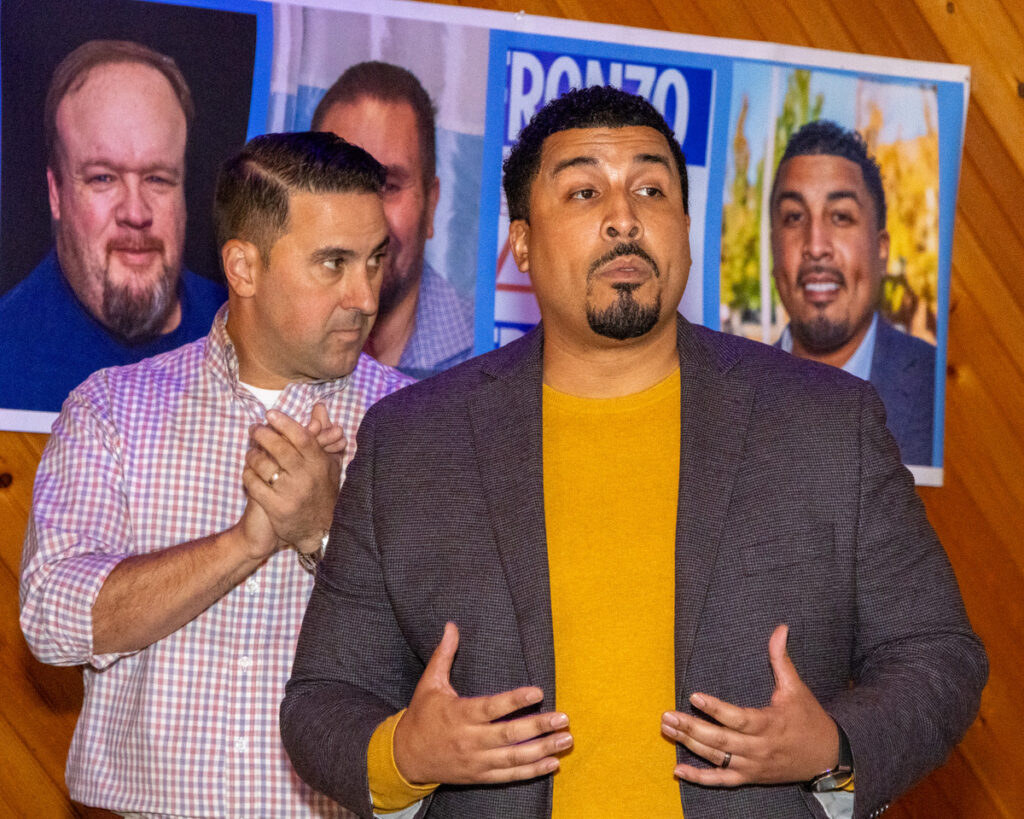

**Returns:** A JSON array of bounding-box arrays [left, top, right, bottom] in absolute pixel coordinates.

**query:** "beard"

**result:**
[[377, 210, 431, 319], [789, 314, 853, 356], [585, 241, 661, 340], [57, 225, 181, 343], [101, 269, 178, 342], [587, 283, 661, 340], [376, 246, 423, 319]]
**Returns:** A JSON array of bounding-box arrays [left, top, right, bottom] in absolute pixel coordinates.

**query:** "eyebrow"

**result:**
[[775, 189, 863, 208], [78, 159, 183, 179], [550, 152, 672, 176], [385, 164, 412, 182], [310, 236, 390, 264]]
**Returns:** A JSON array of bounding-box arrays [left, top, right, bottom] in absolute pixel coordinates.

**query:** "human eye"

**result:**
[[322, 257, 341, 272], [779, 208, 803, 227], [146, 173, 176, 187], [636, 185, 664, 198], [831, 209, 855, 226], [368, 251, 387, 275], [86, 173, 116, 185], [569, 188, 597, 201]]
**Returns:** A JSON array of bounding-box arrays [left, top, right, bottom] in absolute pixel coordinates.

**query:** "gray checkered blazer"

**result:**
[[282, 316, 986, 819]]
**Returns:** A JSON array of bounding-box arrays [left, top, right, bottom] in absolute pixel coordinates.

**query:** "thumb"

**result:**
[[768, 623, 797, 693], [311, 402, 331, 429], [306, 403, 326, 436], [423, 622, 460, 688]]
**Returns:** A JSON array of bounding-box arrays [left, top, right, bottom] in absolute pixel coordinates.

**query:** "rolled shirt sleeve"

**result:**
[[19, 378, 139, 669]]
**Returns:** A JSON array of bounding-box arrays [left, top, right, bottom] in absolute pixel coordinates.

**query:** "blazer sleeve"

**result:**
[[827, 385, 987, 818], [280, 406, 428, 819]]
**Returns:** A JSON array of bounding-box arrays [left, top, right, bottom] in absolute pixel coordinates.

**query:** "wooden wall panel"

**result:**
[[1, 0, 1020, 815]]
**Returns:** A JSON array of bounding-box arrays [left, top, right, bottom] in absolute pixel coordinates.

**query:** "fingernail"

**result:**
[[690, 693, 706, 708], [555, 734, 573, 750], [662, 712, 680, 727], [544, 758, 560, 773], [551, 713, 568, 729]]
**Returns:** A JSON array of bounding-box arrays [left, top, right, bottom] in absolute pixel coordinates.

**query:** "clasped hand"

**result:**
[[239, 403, 344, 559]]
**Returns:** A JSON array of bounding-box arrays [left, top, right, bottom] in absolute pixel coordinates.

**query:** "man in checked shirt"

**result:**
[[20, 131, 413, 818]]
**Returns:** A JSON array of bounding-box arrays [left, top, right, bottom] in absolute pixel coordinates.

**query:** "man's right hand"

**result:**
[[239, 404, 344, 560], [393, 622, 572, 785]]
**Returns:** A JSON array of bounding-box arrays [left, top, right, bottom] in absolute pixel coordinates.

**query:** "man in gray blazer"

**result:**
[[281, 87, 986, 819]]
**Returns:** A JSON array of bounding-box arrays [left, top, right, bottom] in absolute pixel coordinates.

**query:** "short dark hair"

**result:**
[[773, 120, 887, 230], [214, 131, 386, 262], [502, 85, 688, 223], [46, 40, 194, 180], [311, 61, 437, 184]]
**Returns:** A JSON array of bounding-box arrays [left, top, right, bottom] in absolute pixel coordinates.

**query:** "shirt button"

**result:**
[[239, 656, 252, 671], [234, 737, 248, 752], [245, 577, 259, 595]]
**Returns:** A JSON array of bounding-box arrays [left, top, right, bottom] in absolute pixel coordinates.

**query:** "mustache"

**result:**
[[796, 264, 845, 286], [107, 236, 165, 254], [587, 242, 660, 280]]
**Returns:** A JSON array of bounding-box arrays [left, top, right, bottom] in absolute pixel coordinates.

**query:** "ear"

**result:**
[[508, 219, 531, 273], [424, 175, 440, 240], [46, 167, 61, 221], [221, 239, 262, 298], [877, 228, 890, 269]]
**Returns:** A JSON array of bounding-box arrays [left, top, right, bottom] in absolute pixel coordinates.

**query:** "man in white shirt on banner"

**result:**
[[314, 61, 474, 379]]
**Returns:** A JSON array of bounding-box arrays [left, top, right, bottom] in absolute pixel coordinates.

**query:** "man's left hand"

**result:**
[[661, 624, 839, 786], [241, 405, 342, 553]]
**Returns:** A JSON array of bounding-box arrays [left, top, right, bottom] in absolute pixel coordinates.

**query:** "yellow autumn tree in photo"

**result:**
[[862, 96, 940, 344]]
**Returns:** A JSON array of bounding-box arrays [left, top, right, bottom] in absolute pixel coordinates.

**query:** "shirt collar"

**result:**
[[779, 312, 877, 381], [203, 305, 351, 406]]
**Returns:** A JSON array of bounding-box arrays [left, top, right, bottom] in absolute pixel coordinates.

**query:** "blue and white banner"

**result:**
[[0, 0, 968, 484]]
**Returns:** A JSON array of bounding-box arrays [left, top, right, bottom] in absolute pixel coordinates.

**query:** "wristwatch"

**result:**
[[806, 724, 855, 792], [297, 529, 329, 573]]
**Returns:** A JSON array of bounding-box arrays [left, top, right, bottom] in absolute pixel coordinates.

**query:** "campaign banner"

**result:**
[[479, 33, 722, 347], [0, 0, 967, 485]]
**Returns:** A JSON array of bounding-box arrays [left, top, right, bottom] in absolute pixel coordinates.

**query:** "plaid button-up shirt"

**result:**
[[397, 263, 474, 380], [20, 308, 413, 817]]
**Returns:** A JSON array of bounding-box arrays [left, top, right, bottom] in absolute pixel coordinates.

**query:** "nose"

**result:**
[[339, 262, 379, 317], [602, 190, 642, 242], [115, 176, 154, 230], [802, 215, 832, 260]]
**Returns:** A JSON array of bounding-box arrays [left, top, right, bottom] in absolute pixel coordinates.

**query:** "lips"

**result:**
[[598, 255, 653, 282], [796, 266, 845, 306], [108, 241, 164, 271], [587, 242, 660, 283]]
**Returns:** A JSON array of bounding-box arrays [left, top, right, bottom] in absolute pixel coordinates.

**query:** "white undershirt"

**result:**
[[239, 381, 283, 410]]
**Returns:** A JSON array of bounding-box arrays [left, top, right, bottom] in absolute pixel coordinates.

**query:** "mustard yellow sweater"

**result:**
[[368, 369, 683, 816], [543, 369, 682, 817]]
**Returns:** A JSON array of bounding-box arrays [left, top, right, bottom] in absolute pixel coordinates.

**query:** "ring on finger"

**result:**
[[268, 471, 280, 486], [721, 751, 732, 769]]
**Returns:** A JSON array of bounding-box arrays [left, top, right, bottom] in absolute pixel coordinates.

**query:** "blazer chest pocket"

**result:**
[[739, 524, 836, 577]]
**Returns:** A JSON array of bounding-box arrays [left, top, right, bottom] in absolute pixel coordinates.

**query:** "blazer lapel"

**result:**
[[466, 329, 556, 707], [673, 318, 754, 691]]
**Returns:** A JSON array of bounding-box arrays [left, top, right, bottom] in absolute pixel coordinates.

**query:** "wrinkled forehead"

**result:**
[[538, 125, 676, 172]]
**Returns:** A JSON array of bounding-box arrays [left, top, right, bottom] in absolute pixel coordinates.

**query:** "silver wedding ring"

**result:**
[[268, 471, 280, 486], [721, 751, 732, 769]]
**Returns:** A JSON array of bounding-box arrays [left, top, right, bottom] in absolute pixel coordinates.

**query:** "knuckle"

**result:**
[[504, 745, 525, 767], [500, 721, 518, 746]]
